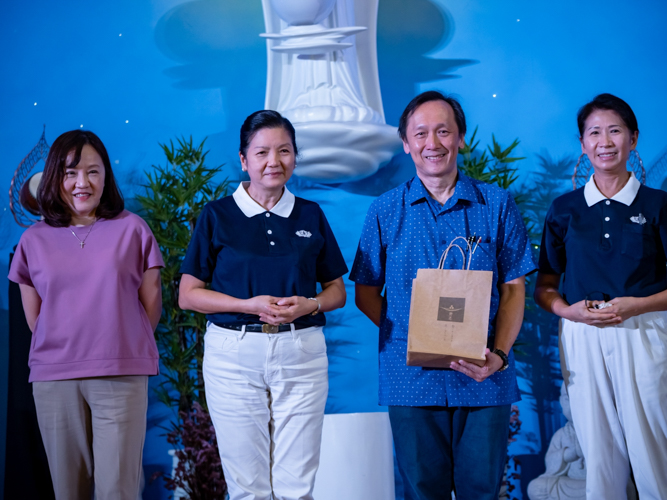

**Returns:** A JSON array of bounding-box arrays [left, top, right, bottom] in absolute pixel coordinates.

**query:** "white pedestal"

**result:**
[[313, 412, 395, 500]]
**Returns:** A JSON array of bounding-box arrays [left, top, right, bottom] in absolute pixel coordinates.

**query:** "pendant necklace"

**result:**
[[69, 219, 97, 249]]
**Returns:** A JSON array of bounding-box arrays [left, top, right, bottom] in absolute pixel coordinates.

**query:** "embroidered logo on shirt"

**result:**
[[630, 213, 647, 225], [296, 230, 312, 238]]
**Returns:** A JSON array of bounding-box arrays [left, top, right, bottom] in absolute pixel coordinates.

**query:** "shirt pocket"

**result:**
[[469, 239, 496, 272], [621, 223, 656, 259], [291, 233, 324, 273]]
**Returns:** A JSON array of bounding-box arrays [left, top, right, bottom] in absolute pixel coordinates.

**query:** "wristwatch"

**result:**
[[492, 348, 509, 372]]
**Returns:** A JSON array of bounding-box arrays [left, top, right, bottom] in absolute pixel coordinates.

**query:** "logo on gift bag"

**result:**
[[438, 297, 465, 322]]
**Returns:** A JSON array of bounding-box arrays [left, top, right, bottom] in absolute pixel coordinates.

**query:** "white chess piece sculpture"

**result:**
[[261, 0, 402, 182], [527, 384, 586, 500], [528, 383, 638, 500]]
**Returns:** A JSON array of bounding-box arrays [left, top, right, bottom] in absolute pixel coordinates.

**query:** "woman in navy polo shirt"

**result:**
[[179, 110, 348, 500], [534, 93, 667, 499]]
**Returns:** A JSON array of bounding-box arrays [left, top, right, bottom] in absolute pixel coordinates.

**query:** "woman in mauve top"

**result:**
[[8, 130, 164, 500], [179, 110, 348, 500]]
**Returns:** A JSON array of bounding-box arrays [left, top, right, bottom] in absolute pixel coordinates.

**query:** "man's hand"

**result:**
[[450, 348, 504, 382]]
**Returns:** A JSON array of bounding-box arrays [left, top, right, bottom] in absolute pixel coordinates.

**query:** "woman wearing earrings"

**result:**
[[534, 93, 667, 499], [8, 130, 164, 500], [179, 110, 347, 500]]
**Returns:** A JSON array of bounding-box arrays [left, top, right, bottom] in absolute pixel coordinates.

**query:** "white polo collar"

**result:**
[[232, 182, 295, 218], [583, 172, 640, 207]]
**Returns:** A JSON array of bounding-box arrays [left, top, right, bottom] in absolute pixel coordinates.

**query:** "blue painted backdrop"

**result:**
[[2, 1, 667, 498]]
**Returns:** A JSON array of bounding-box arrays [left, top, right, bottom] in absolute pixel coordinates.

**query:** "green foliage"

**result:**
[[137, 136, 229, 414], [522, 152, 574, 245], [458, 127, 532, 242], [458, 127, 525, 193], [516, 153, 574, 451], [456, 130, 570, 457]]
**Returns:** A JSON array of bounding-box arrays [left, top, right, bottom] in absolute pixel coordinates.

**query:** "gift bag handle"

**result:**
[[438, 236, 473, 270]]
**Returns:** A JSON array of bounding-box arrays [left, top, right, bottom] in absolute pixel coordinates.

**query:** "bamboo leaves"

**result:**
[[138, 136, 229, 414]]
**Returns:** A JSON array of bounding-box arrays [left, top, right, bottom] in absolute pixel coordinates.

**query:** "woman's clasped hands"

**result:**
[[564, 297, 643, 326], [247, 295, 318, 325]]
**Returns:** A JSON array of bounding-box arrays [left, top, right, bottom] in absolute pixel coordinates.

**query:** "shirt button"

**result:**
[[605, 217, 610, 221], [270, 241, 275, 246], [604, 233, 610, 238], [605, 200, 611, 205], [265, 213, 271, 217], [267, 230, 272, 234]]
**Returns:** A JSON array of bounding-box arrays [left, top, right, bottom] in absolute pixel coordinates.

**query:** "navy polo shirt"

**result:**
[[539, 173, 667, 304], [180, 183, 348, 328], [350, 173, 536, 407]]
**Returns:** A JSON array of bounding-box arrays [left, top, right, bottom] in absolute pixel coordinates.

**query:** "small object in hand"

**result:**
[[594, 302, 613, 310]]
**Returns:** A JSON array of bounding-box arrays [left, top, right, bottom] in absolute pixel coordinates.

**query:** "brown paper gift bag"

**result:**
[[407, 236, 492, 368]]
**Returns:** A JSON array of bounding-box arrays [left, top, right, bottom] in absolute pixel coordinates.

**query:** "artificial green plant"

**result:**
[[137, 136, 228, 414], [458, 126, 525, 193]]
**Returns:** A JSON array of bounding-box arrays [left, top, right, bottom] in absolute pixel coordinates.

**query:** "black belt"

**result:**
[[214, 323, 308, 333]]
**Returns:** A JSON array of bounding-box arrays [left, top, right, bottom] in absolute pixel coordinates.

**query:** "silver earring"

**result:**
[[632, 150, 646, 184], [572, 153, 585, 191]]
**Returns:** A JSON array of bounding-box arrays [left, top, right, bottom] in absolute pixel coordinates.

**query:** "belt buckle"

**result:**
[[262, 324, 279, 334]]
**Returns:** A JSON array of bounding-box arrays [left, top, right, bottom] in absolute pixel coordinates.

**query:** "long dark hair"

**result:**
[[38, 130, 124, 227]]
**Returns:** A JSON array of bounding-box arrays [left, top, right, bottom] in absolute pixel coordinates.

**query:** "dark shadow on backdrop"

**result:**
[[377, 0, 478, 127], [154, 0, 267, 127], [4, 253, 54, 500]]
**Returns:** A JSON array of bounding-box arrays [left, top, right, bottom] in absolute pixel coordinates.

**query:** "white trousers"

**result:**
[[203, 323, 328, 500], [560, 312, 667, 500]]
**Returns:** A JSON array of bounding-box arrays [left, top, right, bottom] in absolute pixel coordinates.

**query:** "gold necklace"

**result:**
[[69, 219, 97, 249]]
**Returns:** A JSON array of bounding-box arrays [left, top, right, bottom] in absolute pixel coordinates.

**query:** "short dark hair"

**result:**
[[398, 90, 467, 141], [577, 93, 639, 138], [239, 110, 298, 158], [38, 130, 124, 227]]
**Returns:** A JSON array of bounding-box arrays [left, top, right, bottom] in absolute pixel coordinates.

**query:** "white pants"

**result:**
[[560, 312, 667, 500], [203, 323, 328, 500]]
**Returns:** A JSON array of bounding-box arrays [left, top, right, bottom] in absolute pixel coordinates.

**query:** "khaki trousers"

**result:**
[[33, 376, 148, 500]]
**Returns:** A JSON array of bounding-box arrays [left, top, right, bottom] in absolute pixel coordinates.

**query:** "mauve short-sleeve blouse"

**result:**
[[8, 210, 164, 382]]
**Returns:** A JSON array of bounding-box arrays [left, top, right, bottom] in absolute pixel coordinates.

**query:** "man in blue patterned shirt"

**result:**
[[350, 91, 536, 499]]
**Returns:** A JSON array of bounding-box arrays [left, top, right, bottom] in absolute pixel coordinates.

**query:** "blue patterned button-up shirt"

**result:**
[[350, 173, 536, 407]]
